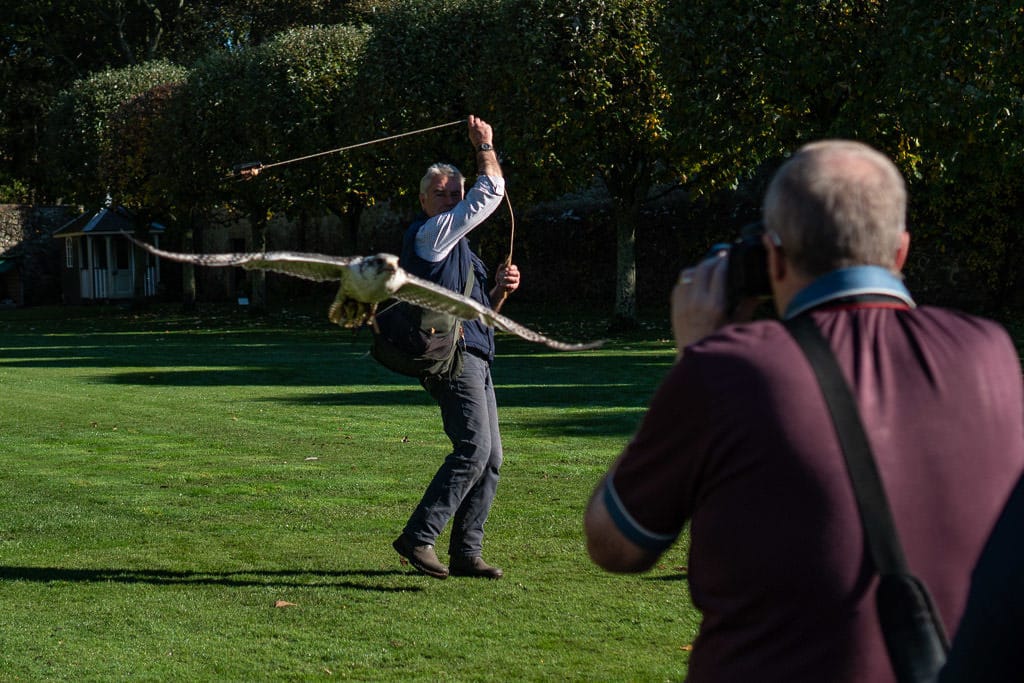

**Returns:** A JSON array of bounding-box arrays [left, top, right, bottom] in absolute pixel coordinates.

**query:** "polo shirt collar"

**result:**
[[783, 265, 915, 320]]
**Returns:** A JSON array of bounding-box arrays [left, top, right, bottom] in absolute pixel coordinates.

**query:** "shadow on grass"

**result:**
[[2, 316, 674, 420], [270, 385, 651, 409], [0, 566, 424, 592], [645, 572, 689, 582], [514, 409, 645, 437]]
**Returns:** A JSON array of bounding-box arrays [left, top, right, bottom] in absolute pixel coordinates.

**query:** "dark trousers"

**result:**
[[403, 352, 503, 557]]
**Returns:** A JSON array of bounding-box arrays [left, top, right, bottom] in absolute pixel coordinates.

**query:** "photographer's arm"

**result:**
[[584, 475, 662, 573]]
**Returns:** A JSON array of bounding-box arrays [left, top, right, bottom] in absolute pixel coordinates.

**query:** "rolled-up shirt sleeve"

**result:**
[[415, 175, 505, 262]]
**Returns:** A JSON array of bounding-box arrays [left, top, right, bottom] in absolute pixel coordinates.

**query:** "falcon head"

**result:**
[[328, 253, 407, 328], [355, 253, 406, 299]]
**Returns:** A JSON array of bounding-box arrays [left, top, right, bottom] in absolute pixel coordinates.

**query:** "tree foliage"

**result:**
[[1, 0, 191, 191], [29, 0, 1024, 314], [1, 0, 372, 198], [358, 0, 673, 324], [42, 60, 188, 206], [883, 3, 1024, 308], [101, 83, 181, 215], [662, 1, 1024, 310], [251, 24, 377, 250]]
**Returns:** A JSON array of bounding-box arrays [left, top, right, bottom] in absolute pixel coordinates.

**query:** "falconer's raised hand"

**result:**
[[467, 115, 501, 177]]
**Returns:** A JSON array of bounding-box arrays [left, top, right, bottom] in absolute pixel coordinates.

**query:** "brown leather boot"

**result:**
[[392, 534, 448, 579], [449, 555, 503, 579]]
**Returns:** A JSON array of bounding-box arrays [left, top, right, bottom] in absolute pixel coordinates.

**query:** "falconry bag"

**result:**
[[785, 314, 949, 683], [370, 269, 474, 380]]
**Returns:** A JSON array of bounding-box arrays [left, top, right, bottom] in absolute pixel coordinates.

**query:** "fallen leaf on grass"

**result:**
[[274, 600, 297, 608]]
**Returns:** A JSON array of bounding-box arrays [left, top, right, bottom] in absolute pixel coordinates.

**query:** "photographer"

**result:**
[[583, 140, 1024, 682]]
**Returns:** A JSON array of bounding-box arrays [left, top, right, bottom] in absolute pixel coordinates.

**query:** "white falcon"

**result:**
[[129, 238, 602, 351]]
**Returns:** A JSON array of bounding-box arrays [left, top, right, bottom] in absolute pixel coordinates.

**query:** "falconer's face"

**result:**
[[419, 175, 464, 217]]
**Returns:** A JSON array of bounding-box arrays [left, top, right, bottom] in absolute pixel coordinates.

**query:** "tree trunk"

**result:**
[[341, 208, 361, 254], [249, 215, 268, 312], [604, 161, 650, 332], [131, 213, 150, 307], [181, 212, 197, 312], [611, 197, 639, 330]]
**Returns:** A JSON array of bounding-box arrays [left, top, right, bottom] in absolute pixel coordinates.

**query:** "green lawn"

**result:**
[[0, 304, 698, 681]]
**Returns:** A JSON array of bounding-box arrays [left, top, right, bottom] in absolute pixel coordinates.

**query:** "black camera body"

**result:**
[[723, 221, 772, 312]]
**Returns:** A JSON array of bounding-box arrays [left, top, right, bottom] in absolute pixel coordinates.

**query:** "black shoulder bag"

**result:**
[[785, 314, 949, 683], [370, 269, 474, 381]]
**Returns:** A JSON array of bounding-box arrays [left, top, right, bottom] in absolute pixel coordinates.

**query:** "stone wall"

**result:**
[[0, 204, 76, 305]]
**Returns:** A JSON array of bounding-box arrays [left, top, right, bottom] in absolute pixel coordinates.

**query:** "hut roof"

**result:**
[[53, 206, 166, 238]]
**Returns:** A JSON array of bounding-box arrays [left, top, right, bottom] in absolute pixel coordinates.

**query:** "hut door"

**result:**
[[110, 237, 133, 298]]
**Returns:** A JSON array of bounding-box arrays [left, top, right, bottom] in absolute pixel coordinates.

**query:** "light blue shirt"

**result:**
[[783, 266, 915, 320], [414, 175, 505, 263]]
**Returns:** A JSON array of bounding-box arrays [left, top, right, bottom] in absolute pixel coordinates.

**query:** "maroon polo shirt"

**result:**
[[608, 304, 1024, 682]]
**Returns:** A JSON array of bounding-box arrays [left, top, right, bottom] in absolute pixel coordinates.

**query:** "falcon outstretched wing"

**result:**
[[128, 236, 359, 283], [394, 273, 603, 351], [127, 234, 603, 351]]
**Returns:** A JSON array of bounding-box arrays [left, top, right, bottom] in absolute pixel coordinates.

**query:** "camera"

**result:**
[[713, 221, 772, 313]]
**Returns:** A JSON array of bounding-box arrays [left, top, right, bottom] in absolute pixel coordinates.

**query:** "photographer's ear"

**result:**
[[762, 231, 785, 283], [762, 230, 793, 317], [893, 231, 910, 273]]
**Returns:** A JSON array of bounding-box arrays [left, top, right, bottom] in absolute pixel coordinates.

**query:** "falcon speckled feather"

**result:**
[[128, 237, 602, 352]]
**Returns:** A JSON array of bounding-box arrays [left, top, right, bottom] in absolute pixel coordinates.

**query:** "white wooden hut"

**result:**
[[53, 206, 165, 303]]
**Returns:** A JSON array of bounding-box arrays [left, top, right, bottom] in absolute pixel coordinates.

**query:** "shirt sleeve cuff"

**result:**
[[475, 174, 505, 195], [603, 475, 678, 553]]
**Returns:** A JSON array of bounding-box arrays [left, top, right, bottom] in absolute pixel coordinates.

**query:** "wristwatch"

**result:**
[[477, 143, 494, 152]]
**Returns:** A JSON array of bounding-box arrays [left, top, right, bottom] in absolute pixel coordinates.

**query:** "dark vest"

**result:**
[[400, 216, 495, 361]]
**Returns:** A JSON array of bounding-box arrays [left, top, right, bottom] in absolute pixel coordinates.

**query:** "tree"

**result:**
[[1, 0, 372, 201], [543, 0, 672, 327], [661, 1, 902, 196], [0, 1, 193, 197], [100, 82, 185, 299], [660, 1, 1024, 311], [250, 24, 377, 254], [359, 0, 674, 328], [880, 3, 1024, 309], [165, 23, 374, 309], [41, 60, 188, 206]]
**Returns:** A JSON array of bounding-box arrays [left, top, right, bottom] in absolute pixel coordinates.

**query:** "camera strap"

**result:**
[[785, 314, 906, 572], [784, 314, 949, 682]]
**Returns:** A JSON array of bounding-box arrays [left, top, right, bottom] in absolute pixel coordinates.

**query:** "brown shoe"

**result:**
[[449, 555, 503, 579], [392, 534, 448, 579]]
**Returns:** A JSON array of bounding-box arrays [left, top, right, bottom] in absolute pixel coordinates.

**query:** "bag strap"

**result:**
[[453, 268, 475, 337], [784, 314, 908, 575]]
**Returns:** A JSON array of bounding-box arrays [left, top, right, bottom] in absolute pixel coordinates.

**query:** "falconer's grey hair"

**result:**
[[419, 163, 465, 196]]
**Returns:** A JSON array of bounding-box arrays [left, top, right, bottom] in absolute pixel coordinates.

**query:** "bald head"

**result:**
[[763, 140, 907, 278]]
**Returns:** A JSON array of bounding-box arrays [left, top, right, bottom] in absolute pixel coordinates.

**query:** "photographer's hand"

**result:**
[[672, 251, 729, 358]]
